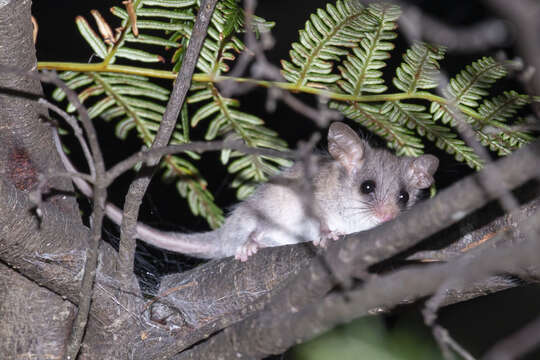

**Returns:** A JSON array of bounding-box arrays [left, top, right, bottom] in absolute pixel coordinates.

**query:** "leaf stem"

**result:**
[[101, 0, 145, 65], [37, 61, 481, 119]]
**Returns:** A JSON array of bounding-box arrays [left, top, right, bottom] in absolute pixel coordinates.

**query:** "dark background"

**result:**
[[32, 1, 540, 359]]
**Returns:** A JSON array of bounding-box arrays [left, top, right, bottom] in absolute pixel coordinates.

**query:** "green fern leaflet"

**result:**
[[46, 0, 535, 227], [282, 1, 533, 169]]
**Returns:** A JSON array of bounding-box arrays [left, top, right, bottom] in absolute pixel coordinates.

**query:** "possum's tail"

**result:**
[[109, 204, 224, 259], [53, 129, 225, 259]]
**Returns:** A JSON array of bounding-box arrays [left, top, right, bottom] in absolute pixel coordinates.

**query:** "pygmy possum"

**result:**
[[54, 122, 439, 261]]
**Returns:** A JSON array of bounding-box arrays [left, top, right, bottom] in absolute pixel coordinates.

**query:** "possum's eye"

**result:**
[[360, 180, 376, 194], [398, 190, 409, 207]]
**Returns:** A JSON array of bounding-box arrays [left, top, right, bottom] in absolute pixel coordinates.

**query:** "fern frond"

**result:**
[[382, 101, 482, 168], [168, 0, 272, 75], [328, 3, 425, 157], [386, 42, 481, 167], [430, 58, 506, 125], [160, 1, 288, 198], [472, 91, 532, 153], [485, 118, 534, 150], [188, 83, 291, 198], [430, 57, 507, 127], [280, 0, 366, 87], [337, 3, 401, 96], [393, 42, 446, 93], [217, 0, 274, 38], [49, 0, 537, 226], [474, 91, 530, 133], [427, 57, 532, 164], [448, 57, 507, 107], [54, 70, 224, 227], [331, 101, 424, 156], [75, 16, 108, 59], [474, 131, 512, 156], [162, 154, 224, 229], [55, 0, 280, 227]]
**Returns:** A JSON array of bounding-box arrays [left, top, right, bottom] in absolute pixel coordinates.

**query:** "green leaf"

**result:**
[[472, 91, 532, 152], [382, 101, 483, 168], [218, 0, 244, 39], [115, 117, 138, 139], [337, 3, 401, 96], [446, 57, 507, 107], [88, 97, 116, 119], [191, 102, 221, 127], [475, 91, 530, 128], [52, 74, 93, 101], [124, 33, 181, 47], [141, 0, 196, 8], [393, 42, 446, 93], [281, 0, 367, 87], [332, 101, 423, 156], [136, 19, 192, 32], [76, 16, 108, 59]]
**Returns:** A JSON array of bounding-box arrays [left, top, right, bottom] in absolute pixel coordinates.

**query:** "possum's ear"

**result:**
[[328, 122, 366, 175], [406, 155, 439, 189]]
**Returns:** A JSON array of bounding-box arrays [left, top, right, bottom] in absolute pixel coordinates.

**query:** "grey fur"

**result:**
[[54, 122, 439, 261]]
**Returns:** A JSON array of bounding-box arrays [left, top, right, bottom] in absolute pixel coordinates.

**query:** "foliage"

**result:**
[[282, 1, 532, 165], [45, 0, 534, 227], [51, 0, 282, 228]]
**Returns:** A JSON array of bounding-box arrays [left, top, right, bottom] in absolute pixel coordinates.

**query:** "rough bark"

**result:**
[[0, 2, 145, 358], [0, 1, 539, 359], [0, 0, 80, 357]]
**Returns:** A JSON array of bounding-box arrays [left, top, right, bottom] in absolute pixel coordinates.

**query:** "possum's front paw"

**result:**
[[314, 226, 343, 248]]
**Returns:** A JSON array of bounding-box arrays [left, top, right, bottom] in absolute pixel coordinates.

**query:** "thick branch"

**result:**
[[177, 201, 540, 359], [484, 314, 540, 360], [134, 245, 315, 360], [0, 0, 89, 307], [166, 139, 540, 358]]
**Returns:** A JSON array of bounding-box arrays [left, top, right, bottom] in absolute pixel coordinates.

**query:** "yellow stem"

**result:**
[[37, 60, 482, 119]]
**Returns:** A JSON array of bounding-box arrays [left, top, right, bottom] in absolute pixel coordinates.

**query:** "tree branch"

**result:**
[[483, 314, 540, 360], [176, 198, 540, 359], [396, 0, 509, 53], [484, 0, 540, 115], [29, 69, 109, 359], [117, 0, 218, 282], [166, 142, 540, 358]]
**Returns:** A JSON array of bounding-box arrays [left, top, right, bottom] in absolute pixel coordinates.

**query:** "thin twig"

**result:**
[[483, 314, 540, 360], [431, 325, 476, 360], [396, 1, 508, 53], [396, 7, 523, 354], [218, 0, 341, 128], [415, 72, 522, 357], [38, 98, 96, 178], [104, 140, 293, 186], [484, 0, 540, 115], [52, 137, 299, 248], [31, 70, 108, 360], [436, 74, 520, 212], [116, 0, 219, 281]]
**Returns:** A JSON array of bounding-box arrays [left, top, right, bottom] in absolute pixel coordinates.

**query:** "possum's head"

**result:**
[[328, 122, 439, 226]]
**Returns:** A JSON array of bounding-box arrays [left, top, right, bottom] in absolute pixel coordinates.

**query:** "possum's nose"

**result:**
[[374, 205, 399, 222]]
